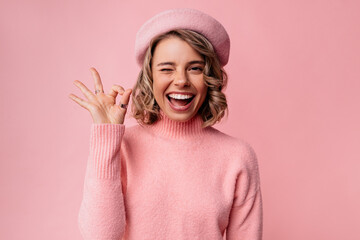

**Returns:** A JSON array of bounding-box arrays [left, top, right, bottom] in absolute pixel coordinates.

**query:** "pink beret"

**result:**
[[135, 8, 230, 67]]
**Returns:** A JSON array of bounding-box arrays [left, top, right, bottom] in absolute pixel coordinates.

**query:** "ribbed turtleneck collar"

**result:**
[[145, 110, 208, 140]]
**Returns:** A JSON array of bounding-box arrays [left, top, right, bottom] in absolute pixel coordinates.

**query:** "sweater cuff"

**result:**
[[89, 124, 125, 179]]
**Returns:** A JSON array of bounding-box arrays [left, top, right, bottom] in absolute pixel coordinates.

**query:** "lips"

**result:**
[[166, 91, 194, 102], [166, 91, 195, 96], [166, 94, 194, 102], [166, 92, 195, 111]]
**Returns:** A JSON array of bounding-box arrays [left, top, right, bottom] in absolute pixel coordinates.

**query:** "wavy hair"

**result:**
[[130, 29, 229, 128]]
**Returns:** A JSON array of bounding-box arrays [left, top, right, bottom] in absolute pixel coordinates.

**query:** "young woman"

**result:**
[[69, 8, 263, 240]]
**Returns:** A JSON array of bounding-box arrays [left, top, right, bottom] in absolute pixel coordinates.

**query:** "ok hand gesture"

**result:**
[[68, 67, 132, 124]]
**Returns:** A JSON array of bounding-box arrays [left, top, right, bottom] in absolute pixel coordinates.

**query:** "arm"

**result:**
[[226, 144, 263, 240], [78, 124, 126, 240]]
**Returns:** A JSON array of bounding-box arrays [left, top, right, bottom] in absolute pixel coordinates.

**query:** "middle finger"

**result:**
[[90, 67, 104, 93]]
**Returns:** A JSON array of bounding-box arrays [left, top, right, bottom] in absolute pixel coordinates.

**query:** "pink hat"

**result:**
[[135, 8, 230, 67]]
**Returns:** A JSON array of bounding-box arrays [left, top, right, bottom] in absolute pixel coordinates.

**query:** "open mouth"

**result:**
[[166, 94, 195, 106]]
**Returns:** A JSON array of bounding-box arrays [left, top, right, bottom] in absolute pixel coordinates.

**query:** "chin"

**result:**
[[166, 110, 196, 122], [160, 96, 202, 122]]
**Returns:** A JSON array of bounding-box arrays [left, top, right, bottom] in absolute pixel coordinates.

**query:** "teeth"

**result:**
[[168, 93, 193, 100]]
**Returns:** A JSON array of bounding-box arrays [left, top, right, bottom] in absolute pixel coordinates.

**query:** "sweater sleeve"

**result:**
[[225, 143, 263, 240], [78, 123, 126, 240]]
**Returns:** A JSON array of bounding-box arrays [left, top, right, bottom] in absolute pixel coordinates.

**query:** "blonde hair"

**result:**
[[130, 29, 229, 128]]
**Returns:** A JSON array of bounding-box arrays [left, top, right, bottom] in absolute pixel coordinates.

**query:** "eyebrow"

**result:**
[[156, 60, 205, 67]]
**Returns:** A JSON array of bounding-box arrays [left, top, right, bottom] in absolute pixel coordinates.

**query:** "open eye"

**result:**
[[190, 67, 203, 72]]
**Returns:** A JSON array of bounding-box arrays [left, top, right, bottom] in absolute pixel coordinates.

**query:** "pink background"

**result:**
[[1, 0, 359, 239]]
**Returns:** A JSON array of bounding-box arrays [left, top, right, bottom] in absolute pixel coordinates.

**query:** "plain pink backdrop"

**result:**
[[1, 0, 359, 239]]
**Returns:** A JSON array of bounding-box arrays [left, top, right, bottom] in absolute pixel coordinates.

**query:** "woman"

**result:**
[[69, 8, 263, 240]]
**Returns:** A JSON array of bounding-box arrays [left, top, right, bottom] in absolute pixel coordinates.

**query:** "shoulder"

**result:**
[[121, 123, 147, 143], [123, 123, 142, 137], [207, 126, 259, 169], [208, 127, 257, 154], [211, 128, 262, 193]]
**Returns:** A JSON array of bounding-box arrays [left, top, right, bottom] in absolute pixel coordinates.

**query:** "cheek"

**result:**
[[195, 81, 208, 100], [152, 83, 162, 101], [152, 76, 168, 98]]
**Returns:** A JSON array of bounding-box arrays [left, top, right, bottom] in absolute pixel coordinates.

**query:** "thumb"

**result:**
[[119, 89, 132, 110]]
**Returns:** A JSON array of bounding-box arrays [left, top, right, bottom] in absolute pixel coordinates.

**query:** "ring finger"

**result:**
[[73, 80, 96, 100]]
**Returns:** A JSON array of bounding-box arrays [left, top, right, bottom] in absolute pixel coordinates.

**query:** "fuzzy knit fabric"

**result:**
[[134, 8, 230, 67], [78, 110, 263, 240]]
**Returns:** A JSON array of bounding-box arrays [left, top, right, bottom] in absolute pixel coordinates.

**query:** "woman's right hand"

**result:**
[[68, 67, 132, 124]]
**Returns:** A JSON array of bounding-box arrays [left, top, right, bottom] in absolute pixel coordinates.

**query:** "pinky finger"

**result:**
[[68, 93, 90, 110]]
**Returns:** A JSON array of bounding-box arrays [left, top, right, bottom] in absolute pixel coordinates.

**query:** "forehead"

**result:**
[[152, 36, 203, 63]]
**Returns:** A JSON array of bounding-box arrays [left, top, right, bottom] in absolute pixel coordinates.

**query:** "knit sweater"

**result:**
[[78, 110, 263, 240]]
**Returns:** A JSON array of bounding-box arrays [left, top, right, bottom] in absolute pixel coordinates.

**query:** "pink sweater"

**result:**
[[78, 111, 263, 240]]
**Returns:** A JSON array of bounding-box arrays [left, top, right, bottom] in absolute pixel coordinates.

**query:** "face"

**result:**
[[151, 36, 208, 122]]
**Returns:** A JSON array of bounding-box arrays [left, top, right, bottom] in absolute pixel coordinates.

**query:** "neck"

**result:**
[[146, 110, 207, 139]]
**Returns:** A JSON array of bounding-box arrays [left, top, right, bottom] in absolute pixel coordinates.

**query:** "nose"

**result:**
[[173, 69, 190, 87]]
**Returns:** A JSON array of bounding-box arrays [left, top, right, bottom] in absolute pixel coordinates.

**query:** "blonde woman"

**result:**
[[69, 8, 263, 240]]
